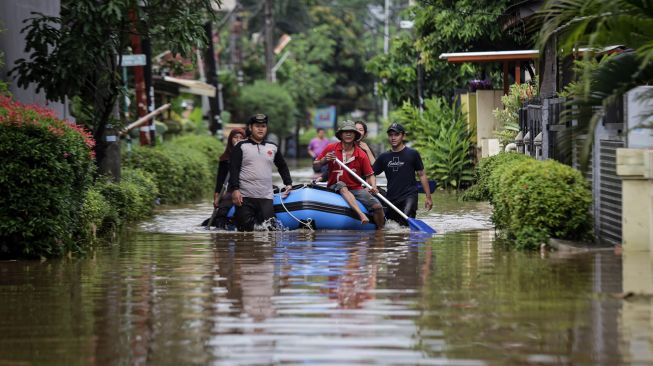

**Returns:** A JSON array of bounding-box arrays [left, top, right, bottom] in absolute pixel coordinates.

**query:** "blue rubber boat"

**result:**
[[227, 184, 376, 230]]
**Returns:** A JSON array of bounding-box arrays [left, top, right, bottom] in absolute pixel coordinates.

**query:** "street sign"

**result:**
[[119, 54, 146, 67], [400, 20, 414, 29]]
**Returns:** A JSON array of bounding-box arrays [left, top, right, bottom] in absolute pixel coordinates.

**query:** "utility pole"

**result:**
[[143, 37, 156, 145], [204, 21, 222, 136], [129, 8, 150, 146], [382, 0, 391, 121], [416, 54, 424, 112], [264, 0, 274, 82]]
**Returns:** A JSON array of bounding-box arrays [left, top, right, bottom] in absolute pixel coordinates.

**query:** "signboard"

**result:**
[[119, 54, 146, 67], [313, 105, 337, 129], [400, 20, 414, 29]]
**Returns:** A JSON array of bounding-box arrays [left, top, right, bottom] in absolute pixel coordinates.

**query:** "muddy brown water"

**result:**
[[0, 163, 650, 365]]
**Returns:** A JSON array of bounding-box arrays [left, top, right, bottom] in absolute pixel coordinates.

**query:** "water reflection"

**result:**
[[208, 231, 438, 365], [0, 230, 651, 365]]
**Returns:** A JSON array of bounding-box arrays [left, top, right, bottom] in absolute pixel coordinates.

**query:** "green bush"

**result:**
[[0, 96, 95, 258], [78, 185, 113, 242], [77, 168, 158, 243], [121, 168, 159, 218], [461, 152, 532, 201], [236, 80, 296, 139], [493, 80, 538, 146], [490, 159, 592, 249], [489, 158, 540, 231], [170, 134, 224, 171], [95, 168, 159, 224], [124, 144, 211, 203], [393, 97, 474, 189], [188, 106, 203, 131], [220, 110, 231, 125]]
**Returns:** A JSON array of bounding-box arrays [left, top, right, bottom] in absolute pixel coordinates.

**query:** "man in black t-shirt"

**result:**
[[373, 122, 433, 226]]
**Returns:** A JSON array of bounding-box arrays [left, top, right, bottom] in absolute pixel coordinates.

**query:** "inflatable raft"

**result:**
[[227, 184, 377, 230]]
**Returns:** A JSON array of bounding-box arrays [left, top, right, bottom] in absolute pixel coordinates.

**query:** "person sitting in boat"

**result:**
[[316, 121, 376, 184], [229, 113, 293, 231], [205, 127, 245, 229], [355, 120, 376, 165], [313, 120, 385, 228], [372, 122, 433, 226]]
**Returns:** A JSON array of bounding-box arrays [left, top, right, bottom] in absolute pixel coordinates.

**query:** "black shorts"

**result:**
[[384, 193, 418, 226]]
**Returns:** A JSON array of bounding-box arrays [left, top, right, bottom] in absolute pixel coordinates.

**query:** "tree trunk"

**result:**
[[93, 82, 121, 181]]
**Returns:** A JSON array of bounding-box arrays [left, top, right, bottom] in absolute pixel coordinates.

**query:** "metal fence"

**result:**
[[515, 96, 624, 245], [518, 98, 539, 156]]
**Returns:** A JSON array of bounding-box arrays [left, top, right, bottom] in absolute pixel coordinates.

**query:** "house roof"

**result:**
[[161, 76, 216, 97], [439, 50, 539, 63]]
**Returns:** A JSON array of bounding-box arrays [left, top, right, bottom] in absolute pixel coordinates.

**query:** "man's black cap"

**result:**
[[387, 122, 405, 134], [248, 113, 269, 124]]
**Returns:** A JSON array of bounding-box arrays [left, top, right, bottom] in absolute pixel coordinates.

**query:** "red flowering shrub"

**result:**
[[0, 95, 96, 258]]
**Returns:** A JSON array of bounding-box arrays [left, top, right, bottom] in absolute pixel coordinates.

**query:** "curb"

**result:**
[[547, 238, 615, 253]]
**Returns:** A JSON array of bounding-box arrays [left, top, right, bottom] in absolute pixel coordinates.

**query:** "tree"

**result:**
[[393, 97, 474, 189], [11, 0, 218, 172], [368, 0, 528, 104], [276, 24, 336, 127], [307, 5, 377, 114], [222, 1, 380, 120], [537, 0, 653, 163], [236, 80, 296, 140]]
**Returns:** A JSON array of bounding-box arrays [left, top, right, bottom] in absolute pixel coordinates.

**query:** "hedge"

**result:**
[[461, 152, 532, 201], [123, 136, 218, 203], [479, 153, 593, 249], [78, 168, 159, 243], [78, 185, 114, 242], [169, 134, 224, 173], [0, 96, 220, 258], [0, 96, 95, 258]]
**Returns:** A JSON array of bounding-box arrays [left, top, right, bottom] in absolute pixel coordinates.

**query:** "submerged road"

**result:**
[[0, 162, 649, 365]]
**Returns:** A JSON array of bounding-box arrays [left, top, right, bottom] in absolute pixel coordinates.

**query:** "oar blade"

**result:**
[[408, 218, 437, 234]]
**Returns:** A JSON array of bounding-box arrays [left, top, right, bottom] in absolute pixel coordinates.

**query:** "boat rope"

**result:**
[[276, 185, 314, 232]]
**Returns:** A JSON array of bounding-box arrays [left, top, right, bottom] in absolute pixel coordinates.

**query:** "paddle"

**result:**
[[334, 158, 436, 234]]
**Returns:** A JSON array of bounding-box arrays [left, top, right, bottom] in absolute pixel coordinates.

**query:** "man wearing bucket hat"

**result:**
[[229, 113, 293, 231], [373, 122, 432, 226], [313, 120, 384, 228]]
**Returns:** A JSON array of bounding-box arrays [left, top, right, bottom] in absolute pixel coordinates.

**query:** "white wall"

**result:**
[[475, 90, 502, 157], [626, 86, 653, 148], [0, 0, 69, 119]]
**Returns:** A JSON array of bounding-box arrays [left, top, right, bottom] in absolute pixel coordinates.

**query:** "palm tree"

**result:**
[[536, 0, 653, 163]]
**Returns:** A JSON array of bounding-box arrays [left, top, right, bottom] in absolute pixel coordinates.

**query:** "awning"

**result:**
[[439, 50, 540, 94], [439, 50, 539, 63], [162, 76, 216, 97]]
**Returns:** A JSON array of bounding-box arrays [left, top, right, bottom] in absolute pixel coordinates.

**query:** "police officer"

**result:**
[[229, 114, 293, 231]]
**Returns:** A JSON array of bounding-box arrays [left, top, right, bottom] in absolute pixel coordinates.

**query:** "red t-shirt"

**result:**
[[316, 142, 373, 190]]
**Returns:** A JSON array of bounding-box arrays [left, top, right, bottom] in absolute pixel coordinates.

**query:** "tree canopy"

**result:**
[[276, 23, 336, 120], [236, 80, 296, 139], [367, 0, 530, 105], [11, 0, 218, 167]]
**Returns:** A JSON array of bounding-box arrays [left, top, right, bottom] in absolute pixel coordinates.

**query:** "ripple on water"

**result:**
[[139, 192, 493, 235], [0, 190, 639, 365]]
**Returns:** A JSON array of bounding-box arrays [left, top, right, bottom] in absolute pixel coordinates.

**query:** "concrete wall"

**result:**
[[616, 148, 653, 251], [0, 0, 69, 119], [460, 92, 477, 144], [475, 90, 502, 157]]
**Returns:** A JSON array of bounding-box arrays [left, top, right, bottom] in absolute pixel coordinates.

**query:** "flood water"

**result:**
[[1, 163, 652, 365]]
